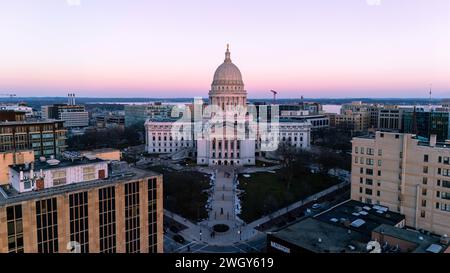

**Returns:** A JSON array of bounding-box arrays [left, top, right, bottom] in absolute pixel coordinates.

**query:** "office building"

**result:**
[[124, 103, 174, 128], [403, 110, 450, 142], [42, 95, 89, 128], [96, 114, 125, 130], [378, 107, 404, 131], [0, 120, 67, 159], [0, 157, 163, 253]]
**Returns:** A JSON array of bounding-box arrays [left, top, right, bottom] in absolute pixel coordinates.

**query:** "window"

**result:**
[[69, 192, 89, 253], [378, 149, 382, 156], [424, 154, 429, 163], [366, 169, 373, 175], [36, 198, 58, 253], [442, 180, 450, 188], [377, 191, 380, 197], [365, 188, 373, 195], [378, 170, 382, 176], [422, 188, 427, 196], [52, 170, 67, 186], [99, 186, 117, 253], [420, 211, 426, 218], [423, 166, 428, 174], [422, 200, 427, 207], [366, 158, 374, 166], [377, 160, 382, 167], [440, 203, 450, 212], [423, 177, 428, 185], [83, 166, 96, 181], [148, 178, 158, 253], [441, 192, 450, 200], [444, 157, 450, 165], [125, 181, 140, 253], [6, 205, 24, 253], [360, 177, 363, 184], [366, 179, 373, 186]]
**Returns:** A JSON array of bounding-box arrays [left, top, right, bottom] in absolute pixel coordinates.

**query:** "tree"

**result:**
[[277, 143, 298, 191]]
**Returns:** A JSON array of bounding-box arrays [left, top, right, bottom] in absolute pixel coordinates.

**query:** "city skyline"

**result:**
[[1, 0, 449, 98]]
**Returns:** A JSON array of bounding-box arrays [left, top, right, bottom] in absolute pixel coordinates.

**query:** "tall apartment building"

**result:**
[[0, 120, 67, 159], [124, 103, 174, 128], [0, 157, 163, 253], [351, 131, 450, 236]]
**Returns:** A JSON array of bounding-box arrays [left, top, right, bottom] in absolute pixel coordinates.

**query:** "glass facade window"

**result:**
[[69, 192, 89, 253], [148, 178, 158, 253], [36, 198, 58, 253], [125, 181, 140, 253], [6, 205, 24, 253], [99, 186, 117, 253]]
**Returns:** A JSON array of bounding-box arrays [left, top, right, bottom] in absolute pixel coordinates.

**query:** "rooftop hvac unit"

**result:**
[[47, 159, 60, 166]]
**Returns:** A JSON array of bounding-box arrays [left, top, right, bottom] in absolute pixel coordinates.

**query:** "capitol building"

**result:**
[[145, 46, 311, 166]]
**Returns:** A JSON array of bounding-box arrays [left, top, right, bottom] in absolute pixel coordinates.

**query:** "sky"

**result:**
[[0, 0, 449, 99]]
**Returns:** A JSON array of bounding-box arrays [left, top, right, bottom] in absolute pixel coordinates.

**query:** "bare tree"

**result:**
[[277, 142, 298, 191]]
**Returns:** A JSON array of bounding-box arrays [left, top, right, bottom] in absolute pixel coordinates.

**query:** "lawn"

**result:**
[[148, 166, 211, 222], [238, 169, 340, 223]]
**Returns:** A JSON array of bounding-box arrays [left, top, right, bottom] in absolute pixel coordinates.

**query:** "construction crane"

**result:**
[[270, 90, 277, 103]]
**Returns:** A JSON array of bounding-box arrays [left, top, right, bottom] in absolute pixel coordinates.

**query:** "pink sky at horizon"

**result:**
[[0, 0, 449, 99]]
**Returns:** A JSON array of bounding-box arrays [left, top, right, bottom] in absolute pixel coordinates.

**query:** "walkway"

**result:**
[[163, 165, 350, 249]]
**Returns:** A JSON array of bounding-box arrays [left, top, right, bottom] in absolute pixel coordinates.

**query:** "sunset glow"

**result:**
[[0, 0, 449, 98]]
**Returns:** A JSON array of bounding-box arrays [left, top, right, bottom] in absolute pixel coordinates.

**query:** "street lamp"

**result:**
[[237, 229, 241, 241], [199, 230, 202, 241]]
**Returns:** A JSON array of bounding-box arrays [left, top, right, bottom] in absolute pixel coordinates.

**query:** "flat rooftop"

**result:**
[[270, 200, 406, 253], [315, 200, 405, 236], [271, 217, 368, 253], [373, 224, 449, 253], [10, 158, 106, 173], [0, 166, 161, 206], [0, 119, 64, 126]]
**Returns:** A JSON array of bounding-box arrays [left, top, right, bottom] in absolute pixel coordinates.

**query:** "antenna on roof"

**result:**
[[429, 84, 432, 108]]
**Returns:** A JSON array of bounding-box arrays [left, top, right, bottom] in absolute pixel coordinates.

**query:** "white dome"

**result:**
[[212, 45, 244, 86]]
